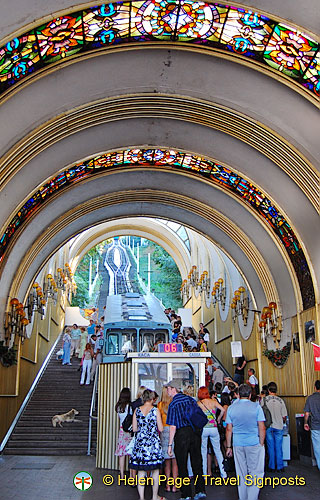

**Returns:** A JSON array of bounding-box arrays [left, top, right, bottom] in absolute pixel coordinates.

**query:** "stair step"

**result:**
[[6, 440, 89, 448], [4, 448, 90, 456], [5, 332, 97, 456], [13, 426, 96, 433], [10, 434, 91, 441]]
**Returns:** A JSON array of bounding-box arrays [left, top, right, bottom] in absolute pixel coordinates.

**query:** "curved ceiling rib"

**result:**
[[1, 96, 318, 211], [0, 1, 319, 104], [1, 147, 314, 310]]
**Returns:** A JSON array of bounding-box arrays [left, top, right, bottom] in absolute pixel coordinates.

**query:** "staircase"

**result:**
[[4, 340, 97, 456]]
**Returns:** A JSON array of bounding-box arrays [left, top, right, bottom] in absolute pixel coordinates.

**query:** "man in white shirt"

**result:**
[[212, 364, 224, 386], [247, 368, 259, 388], [186, 334, 197, 349]]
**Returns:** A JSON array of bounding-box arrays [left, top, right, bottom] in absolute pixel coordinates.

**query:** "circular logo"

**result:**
[[73, 471, 93, 491]]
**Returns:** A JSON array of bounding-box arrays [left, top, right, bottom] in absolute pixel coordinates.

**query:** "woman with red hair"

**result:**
[[197, 386, 227, 477]]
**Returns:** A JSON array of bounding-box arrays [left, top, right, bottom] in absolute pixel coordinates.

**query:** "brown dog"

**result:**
[[52, 408, 80, 428]]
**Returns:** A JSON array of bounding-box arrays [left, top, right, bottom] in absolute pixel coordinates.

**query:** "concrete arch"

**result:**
[[1, 171, 296, 320], [0, 1, 319, 104]]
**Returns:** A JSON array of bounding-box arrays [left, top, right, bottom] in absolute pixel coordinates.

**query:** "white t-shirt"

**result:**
[[204, 333, 210, 342], [117, 404, 131, 426], [249, 374, 258, 386]]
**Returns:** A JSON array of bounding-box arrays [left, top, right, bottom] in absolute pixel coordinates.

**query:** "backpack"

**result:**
[[261, 399, 272, 429], [122, 405, 133, 433], [187, 402, 208, 431]]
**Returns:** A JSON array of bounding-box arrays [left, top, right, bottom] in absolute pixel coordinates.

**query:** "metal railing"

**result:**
[[0, 333, 61, 453], [87, 364, 99, 456]]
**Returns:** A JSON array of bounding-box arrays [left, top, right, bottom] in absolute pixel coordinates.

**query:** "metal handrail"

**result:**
[[0, 332, 62, 453], [87, 364, 99, 456]]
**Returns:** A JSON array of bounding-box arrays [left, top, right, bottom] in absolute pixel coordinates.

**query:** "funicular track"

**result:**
[[105, 240, 132, 294]]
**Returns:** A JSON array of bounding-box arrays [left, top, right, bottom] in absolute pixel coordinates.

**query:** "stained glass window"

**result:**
[[0, 2, 319, 98], [0, 147, 315, 310]]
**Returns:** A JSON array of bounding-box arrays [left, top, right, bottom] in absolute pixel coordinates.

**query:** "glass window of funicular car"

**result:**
[[105, 328, 137, 354], [140, 329, 169, 351]]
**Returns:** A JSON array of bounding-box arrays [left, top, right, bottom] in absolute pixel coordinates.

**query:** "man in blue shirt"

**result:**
[[70, 323, 81, 357], [166, 380, 205, 500], [87, 319, 96, 337], [226, 384, 265, 500]]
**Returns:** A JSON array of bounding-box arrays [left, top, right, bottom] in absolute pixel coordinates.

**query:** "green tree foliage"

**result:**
[[139, 241, 182, 310], [71, 242, 107, 308]]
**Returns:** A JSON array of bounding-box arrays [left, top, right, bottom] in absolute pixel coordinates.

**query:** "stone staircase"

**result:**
[[4, 340, 97, 456]]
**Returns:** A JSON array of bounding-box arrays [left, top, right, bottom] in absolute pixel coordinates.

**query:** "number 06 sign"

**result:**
[[158, 343, 183, 353]]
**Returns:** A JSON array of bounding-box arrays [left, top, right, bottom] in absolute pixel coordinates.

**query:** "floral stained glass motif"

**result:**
[[263, 24, 318, 79], [0, 148, 315, 310], [0, 1, 319, 98], [35, 15, 84, 63]]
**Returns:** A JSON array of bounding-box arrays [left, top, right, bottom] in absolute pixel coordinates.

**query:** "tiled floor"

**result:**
[[0, 454, 319, 500]]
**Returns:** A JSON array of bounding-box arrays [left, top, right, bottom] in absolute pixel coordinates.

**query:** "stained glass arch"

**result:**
[[0, 1, 319, 102], [0, 147, 315, 310]]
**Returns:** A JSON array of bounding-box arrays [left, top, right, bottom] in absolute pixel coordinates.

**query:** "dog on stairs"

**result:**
[[52, 408, 81, 427]]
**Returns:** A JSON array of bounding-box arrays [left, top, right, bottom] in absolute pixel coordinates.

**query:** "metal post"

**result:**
[[89, 257, 92, 296], [147, 252, 151, 292], [137, 244, 140, 274]]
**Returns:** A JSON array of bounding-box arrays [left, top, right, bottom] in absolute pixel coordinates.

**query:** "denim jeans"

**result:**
[[311, 429, 320, 470], [266, 427, 284, 470], [62, 341, 71, 364]]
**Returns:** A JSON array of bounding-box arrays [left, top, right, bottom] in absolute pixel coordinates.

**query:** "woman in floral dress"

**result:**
[[129, 389, 165, 500]]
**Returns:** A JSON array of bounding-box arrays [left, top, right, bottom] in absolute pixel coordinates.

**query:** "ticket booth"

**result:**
[[96, 348, 210, 469], [127, 350, 210, 397]]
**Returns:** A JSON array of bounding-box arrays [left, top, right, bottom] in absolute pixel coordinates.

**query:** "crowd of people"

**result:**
[[114, 374, 320, 500], [60, 315, 104, 385], [153, 311, 211, 353]]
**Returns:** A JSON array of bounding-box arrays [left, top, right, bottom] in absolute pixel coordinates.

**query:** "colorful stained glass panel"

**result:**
[[83, 3, 131, 48], [302, 51, 320, 97], [0, 33, 40, 91], [264, 24, 318, 78], [36, 15, 84, 63], [220, 8, 274, 58]]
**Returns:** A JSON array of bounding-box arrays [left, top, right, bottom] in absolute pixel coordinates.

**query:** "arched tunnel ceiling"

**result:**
[[0, 1, 319, 321]]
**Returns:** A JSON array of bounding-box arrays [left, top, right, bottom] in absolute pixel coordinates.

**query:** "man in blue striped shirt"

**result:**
[[166, 380, 206, 500]]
